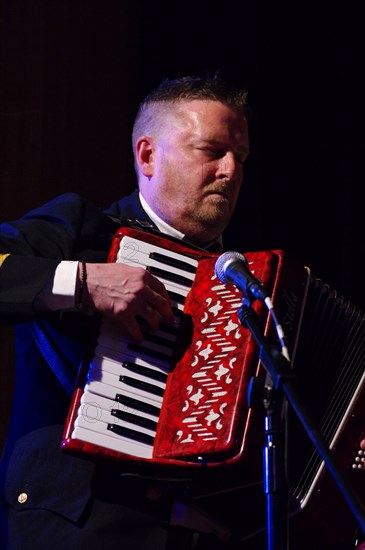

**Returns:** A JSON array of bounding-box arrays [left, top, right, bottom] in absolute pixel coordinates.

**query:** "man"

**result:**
[[0, 75, 250, 549]]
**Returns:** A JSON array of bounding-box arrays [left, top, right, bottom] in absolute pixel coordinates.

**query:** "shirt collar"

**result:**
[[139, 192, 185, 240], [139, 191, 223, 253]]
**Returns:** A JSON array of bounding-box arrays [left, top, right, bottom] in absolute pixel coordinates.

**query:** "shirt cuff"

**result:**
[[48, 260, 79, 310]]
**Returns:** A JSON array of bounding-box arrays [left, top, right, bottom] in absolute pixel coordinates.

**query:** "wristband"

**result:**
[[76, 261, 87, 308]]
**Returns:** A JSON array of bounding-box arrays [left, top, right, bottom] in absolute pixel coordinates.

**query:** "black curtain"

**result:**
[[1, 0, 363, 448]]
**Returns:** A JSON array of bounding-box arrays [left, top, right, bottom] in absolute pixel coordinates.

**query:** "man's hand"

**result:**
[[82, 262, 175, 342]]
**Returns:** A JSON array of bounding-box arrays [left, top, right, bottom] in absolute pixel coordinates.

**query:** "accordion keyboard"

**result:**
[[71, 236, 199, 459]]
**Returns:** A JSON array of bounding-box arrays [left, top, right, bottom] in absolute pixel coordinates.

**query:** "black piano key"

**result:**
[[157, 322, 180, 336], [115, 394, 160, 417], [143, 332, 175, 349], [111, 408, 158, 430], [149, 251, 197, 274], [121, 360, 168, 382], [147, 265, 192, 287], [119, 375, 165, 397], [136, 315, 180, 336], [107, 423, 155, 445], [127, 342, 172, 363], [169, 292, 186, 306], [171, 307, 184, 321]]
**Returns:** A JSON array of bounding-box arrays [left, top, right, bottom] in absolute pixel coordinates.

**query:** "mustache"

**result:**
[[204, 184, 231, 196]]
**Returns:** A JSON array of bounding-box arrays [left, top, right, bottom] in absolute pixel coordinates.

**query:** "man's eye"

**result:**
[[204, 149, 223, 159], [235, 152, 248, 165]]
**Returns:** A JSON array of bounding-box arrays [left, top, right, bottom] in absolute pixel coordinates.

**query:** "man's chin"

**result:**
[[198, 208, 232, 230]]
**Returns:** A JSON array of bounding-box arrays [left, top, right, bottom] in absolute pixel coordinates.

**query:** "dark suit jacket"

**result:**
[[0, 191, 176, 549]]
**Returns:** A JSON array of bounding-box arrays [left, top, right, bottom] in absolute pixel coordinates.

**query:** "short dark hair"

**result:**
[[140, 75, 248, 113], [132, 75, 248, 154]]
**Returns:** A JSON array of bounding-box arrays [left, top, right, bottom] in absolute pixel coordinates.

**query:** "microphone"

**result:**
[[214, 251, 270, 302]]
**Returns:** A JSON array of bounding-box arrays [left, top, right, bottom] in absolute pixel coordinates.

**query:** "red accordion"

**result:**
[[62, 228, 307, 473]]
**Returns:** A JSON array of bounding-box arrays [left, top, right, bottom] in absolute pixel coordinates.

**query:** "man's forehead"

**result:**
[[172, 99, 247, 133], [177, 98, 241, 116]]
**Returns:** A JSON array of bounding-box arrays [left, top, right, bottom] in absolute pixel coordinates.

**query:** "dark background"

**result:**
[[0, 2, 363, 446]]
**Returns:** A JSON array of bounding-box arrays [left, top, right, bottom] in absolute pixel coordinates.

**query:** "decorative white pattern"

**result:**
[[175, 282, 243, 445]]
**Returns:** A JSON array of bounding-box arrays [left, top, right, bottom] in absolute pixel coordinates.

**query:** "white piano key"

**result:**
[[88, 358, 166, 392], [117, 237, 198, 272], [80, 391, 159, 423], [98, 329, 175, 352], [116, 237, 198, 293], [94, 344, 171, 371], [71, 425, 153, 459], [75, 402, 156, 439], [84, 378, 164, 406], [159, 279, 192, 296], [89, 355, 169, 382], [97, 333, 174, 359]]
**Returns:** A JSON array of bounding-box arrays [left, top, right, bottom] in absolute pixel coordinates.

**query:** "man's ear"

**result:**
[[135, 136, 155, 177]]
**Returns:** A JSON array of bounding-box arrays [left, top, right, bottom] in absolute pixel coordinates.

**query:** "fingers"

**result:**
[[108, 301, 171, 343], [102, 317, 145, 343], [131, 288, 174, 337], [141, 281, 175, 327], [138, 299, 175, 332], [140, 304, 162, 331], [129, 268, 174, 326], [85, 262, 175, 340]]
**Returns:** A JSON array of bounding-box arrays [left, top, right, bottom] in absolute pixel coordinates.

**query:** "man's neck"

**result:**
[[139, 191, 223, 252]]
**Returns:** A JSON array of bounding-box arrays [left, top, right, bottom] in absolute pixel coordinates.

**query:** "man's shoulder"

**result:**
[[22, 192, 93, 218], [103, 189, 147, 222], [35, 190, 144, 223]]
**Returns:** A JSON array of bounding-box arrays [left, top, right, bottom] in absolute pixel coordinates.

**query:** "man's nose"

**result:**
[[217, 152, 236, 179]]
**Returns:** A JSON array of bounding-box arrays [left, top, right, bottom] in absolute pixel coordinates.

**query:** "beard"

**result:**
[[186, 193, 236, 242]]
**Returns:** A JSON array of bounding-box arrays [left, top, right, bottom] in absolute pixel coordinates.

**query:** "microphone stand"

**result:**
[[238, 300, 365, 550]]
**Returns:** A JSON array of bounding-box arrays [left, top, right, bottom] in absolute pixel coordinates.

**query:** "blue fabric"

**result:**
[[0, 191, 173, 549], [31, 320, 76, 396]]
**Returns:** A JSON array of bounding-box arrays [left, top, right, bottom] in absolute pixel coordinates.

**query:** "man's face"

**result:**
[[139, 99, 249, 246]]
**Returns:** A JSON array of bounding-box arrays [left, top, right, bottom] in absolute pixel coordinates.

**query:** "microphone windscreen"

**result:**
[[214, 251, 247, 284]]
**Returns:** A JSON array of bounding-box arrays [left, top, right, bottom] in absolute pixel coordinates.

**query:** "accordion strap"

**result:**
[[31, 319, 75, 396]]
